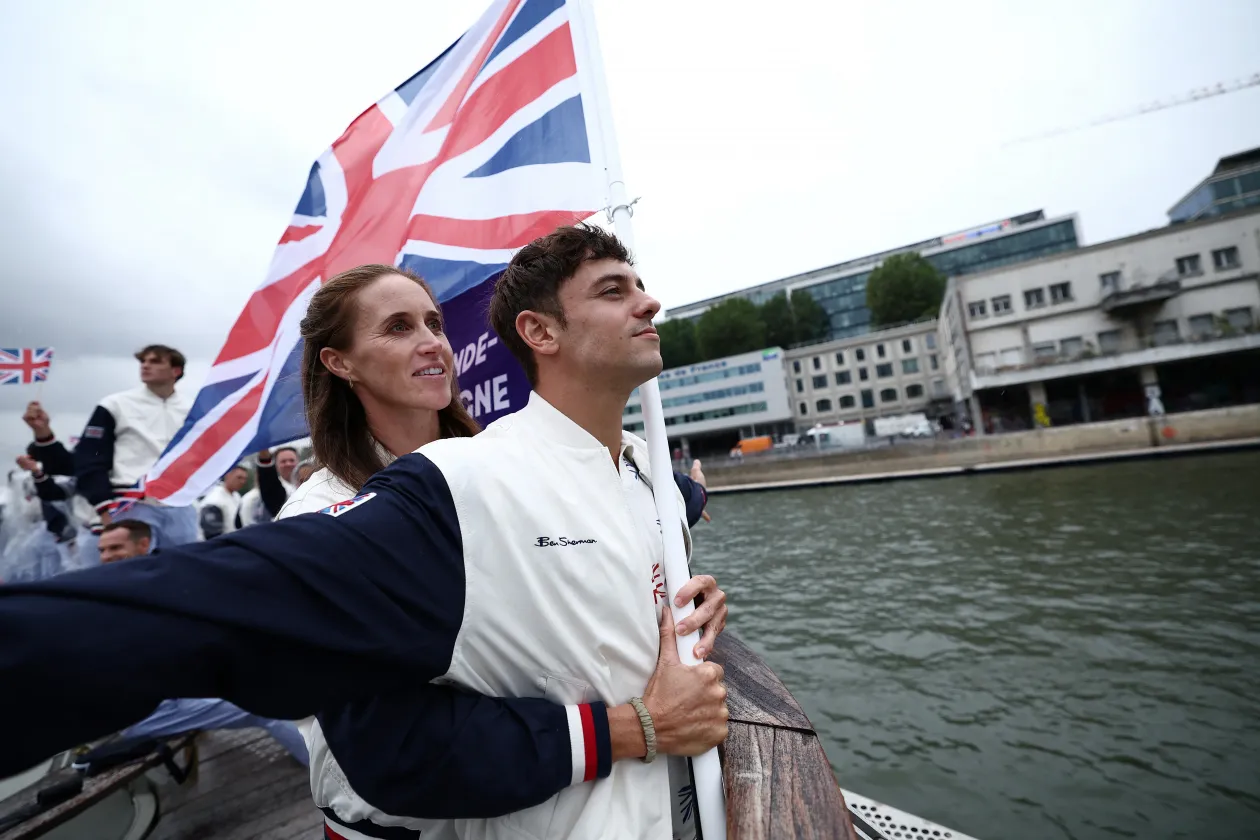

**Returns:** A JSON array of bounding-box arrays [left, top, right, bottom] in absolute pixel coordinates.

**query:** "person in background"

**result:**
[[197, 466, 249, 540], [21, 401, 74, 478], [293, 461, 317, 487], [95, 519, 309, 764], [96, 520, 153, 564], [74, 345, 197, 552], [236, 449, 297, 528]]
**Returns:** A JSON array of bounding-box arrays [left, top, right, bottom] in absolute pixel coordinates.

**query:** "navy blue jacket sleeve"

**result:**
[[255, 459, 288, 518], [73, 406, 117, 507], [33, 475, 67, 503], [199, 504, 226, 539], [672, 471, 708, 528], [320, 687, 603, 819], [0, 453, 467, 776], [27, 437, 74, 477]]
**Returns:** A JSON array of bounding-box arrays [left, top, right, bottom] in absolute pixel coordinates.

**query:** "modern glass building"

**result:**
[[667, 210, 1081, 342], [1168, 147, 1260, 224]]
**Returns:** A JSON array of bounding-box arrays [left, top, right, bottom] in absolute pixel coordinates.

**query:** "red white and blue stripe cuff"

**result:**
[[564, 702, 611, 786]]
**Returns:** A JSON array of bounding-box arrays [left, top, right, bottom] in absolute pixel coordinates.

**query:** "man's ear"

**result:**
[[319, 347, 352, 381], [515, 310, 561, 360], [137, 536, 152, 555]]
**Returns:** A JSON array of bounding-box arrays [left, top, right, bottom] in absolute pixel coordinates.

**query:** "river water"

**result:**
[[695, 450, 1260, 840]]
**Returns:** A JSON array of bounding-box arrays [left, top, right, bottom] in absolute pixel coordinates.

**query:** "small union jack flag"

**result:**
[[0, 347, 53, 385], [320, 492, 378, 518]]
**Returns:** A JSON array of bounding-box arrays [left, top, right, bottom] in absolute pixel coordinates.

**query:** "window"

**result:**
[[929, 353, 939, 370], [879, 388, 898, 403], [1033, 342, 1057, 360], [925, 333, 937, 349], [931, 378, 947, 397], [1024, 288, 1046, 309], [835, 370, 852, 385], [991, 295, 1012, 315], [799, 402, 807, 416], [1060, 337, 1083, 358], [902, 358, 919, 374], [1213, 247, 1240, 271], [792, 360, 801, 373], [1098, 329, 1123, 354], [834, 351, 845, 365], [839, 395, 856, 409], [1152, 319, 1181, 346], [876, 344, 887, 359], [906, 384, 924, 399], [901, 339, 913, 353], [1099, 272, 1120, 294], [812, 375, 827, 388], [1050, 282, 1073, 303], [1175, 254, 1202, 276], [967, 300, 988, 319], [975, 352, 996, 372], [855, 348, 866, 362], [1225, 307, 1254, 332], [795, 379, 804, 393], [1188, 314, 1215, 339], [876, 363, 894, 378], [812, 357, 822, 370], [859, 367, 869, 381], [815, 398, 832, 412], [860, 389, 874, 408]]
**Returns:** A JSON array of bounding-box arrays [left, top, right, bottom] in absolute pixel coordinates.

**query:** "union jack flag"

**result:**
[[145, 0, 611, 506], [0, 347, 53, 385]]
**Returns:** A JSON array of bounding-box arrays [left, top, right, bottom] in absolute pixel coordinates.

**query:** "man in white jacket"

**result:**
[[196, 465, 248, 539]]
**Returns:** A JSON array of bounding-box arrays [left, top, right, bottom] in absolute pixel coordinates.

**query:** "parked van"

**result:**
[[729, 435, 773, 458]]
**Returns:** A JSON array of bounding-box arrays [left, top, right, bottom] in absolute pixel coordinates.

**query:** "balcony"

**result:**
[[1100, 278, 1181, 315], [970, 325, 1260, 390]]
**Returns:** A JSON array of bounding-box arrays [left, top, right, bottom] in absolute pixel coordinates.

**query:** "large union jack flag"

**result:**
[[0, 348, 54, 385], [145, 0, 610, 506]]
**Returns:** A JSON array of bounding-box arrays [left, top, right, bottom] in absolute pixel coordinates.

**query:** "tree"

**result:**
[[658, 317, 701, 370], [790, 290, 830, 343], [866, 253, 947, 327], [696, 298, 765, 359], [759, 292, 796, 349]]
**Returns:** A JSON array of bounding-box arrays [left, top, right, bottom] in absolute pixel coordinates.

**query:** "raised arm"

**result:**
[[0, 453, 467, 775]]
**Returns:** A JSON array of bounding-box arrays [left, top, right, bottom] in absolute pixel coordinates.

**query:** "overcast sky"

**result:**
[[2, 0, 1258, 456]]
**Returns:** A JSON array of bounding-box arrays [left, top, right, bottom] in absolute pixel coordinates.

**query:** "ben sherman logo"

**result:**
[[535, 536, 598, 547]]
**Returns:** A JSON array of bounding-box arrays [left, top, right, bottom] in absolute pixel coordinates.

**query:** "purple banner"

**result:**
[[442, 275, 531, 428]]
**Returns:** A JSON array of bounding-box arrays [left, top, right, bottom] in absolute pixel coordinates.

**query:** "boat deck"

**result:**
[[2, 632, 856, 840]]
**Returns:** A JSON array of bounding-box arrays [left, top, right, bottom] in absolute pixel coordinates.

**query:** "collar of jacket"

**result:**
[[504, 392, 655, 478]]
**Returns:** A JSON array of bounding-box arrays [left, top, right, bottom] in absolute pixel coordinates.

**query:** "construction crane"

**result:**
[[1005, 72, 1260, 146]]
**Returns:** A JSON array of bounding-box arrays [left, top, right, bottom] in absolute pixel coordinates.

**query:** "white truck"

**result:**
[[804, 421, 866, 449], [873, 412, 934, 439]]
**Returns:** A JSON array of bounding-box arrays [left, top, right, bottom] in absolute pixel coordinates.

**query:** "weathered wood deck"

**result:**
[[1, 632, 855, 839]]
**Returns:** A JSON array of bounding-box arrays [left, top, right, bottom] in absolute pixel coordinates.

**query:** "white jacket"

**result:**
[[282, 394, 694, 840]]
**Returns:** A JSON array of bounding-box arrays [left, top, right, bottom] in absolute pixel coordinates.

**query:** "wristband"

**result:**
[[628, 696, 657, 764]]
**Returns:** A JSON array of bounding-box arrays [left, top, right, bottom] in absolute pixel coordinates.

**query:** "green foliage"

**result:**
[[696, 298, 766, 359], [658, 317, 701, 370], [866, 253, 946, 327], [759, 293, 796, 349], [789, 290, 830, 343]]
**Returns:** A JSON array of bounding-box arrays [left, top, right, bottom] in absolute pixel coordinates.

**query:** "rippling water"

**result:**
[[695, 450, 1260, 840]]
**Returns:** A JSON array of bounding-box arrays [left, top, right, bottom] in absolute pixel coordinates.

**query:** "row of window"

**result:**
[[791, 333, 937, 375], [969, 282, 1072, 320], [664, 400, 769, 427], [966, 247, 1245, 322], [974, 307, 1255, 370], [796, 355, 939, 393], [799, 383, 934, 415], [658, 362, 763, 391]]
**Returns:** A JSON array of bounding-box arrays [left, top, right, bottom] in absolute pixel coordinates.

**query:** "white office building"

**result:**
[[939, 206, 1260, 430], [622, 348, 794, 455], [783, 319, 950, 434]]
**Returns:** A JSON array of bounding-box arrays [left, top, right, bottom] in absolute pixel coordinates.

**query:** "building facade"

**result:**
[[940, 207, 1260, 431], [1168, 147, 1260, 224], [783, 320, 949, 434], [666, 210, 1080, 342], [622, 347, 794, 455]]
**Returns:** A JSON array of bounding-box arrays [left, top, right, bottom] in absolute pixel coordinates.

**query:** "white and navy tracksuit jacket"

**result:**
[[0, 394, 710, 840], [73, 385, 191, 514]]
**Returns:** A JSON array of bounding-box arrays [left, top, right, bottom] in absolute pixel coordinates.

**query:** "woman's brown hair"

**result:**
[[300, 264, 480, 491]]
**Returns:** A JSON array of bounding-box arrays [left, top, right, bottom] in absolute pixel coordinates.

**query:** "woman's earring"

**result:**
[[347, 376, 355, 389]]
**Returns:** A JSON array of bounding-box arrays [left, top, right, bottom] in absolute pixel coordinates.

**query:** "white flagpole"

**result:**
[[569, 3, 726, 839]]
